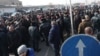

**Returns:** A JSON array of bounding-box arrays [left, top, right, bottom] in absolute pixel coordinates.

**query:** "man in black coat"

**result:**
[[63, 13, 71, 38], [16, 24, 29, 47], [8, 24, 22, 56], [40, 19, 51, 46], [0, 18, 9, 56], [28, 22, 41, 52], [56, 15, 64, 42]]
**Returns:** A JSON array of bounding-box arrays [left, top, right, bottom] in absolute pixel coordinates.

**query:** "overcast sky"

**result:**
[[19, 0, 97, 6]]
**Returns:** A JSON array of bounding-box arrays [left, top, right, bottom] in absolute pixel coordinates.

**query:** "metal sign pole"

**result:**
[[69, 0, 74, 35]]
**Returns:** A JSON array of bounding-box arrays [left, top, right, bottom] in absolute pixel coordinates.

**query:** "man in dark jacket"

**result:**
[[56, 14, 64, 42], [63, 12, 71, 38], [28, 22, 40, 52], [91, 12, 99, 33], [48, 21, 61, 56], [20, 16, 30, 46], [0, 18, 9, 56], [8, 24, 22, 56], [73, 10, 81, 33], [16, 24, 29, 47], [0, 31, 9, 56], [40, 19, 51, 46]]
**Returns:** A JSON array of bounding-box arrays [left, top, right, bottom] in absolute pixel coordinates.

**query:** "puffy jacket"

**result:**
[[27, 48, 35, 56]]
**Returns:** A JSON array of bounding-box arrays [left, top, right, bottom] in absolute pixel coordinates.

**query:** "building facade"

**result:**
[[0, 6, 16, 15], [0, 0, 22, 6]]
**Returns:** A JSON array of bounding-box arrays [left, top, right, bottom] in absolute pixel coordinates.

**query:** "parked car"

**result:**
[[11, 12, 22, 17]]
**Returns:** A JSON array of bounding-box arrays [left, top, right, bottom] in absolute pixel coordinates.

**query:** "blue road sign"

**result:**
[[60, 34, 100, 56]]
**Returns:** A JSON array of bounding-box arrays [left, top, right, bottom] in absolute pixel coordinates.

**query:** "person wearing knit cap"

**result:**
[[17, 45, 35, 56]]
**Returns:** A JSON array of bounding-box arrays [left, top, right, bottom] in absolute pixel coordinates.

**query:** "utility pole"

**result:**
[[69, 0, 74, 35]]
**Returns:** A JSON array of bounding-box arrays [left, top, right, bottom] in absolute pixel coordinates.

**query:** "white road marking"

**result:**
[[45, 47, 50, 56]]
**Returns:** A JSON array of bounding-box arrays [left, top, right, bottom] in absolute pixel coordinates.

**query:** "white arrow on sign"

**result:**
[[76, 39, 86, 56]]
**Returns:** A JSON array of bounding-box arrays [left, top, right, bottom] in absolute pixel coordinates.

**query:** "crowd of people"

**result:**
[[0, 5, 100, 56]]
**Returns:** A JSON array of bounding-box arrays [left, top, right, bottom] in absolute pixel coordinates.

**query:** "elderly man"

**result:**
[[17, 45, 35, 56]]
